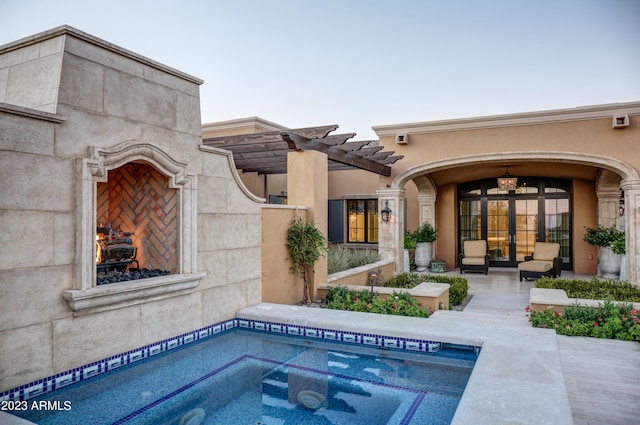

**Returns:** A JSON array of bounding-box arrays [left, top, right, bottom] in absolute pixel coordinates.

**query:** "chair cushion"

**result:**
[[462, 257, 486, 266], [518, 260, 553, 272], [463, 240, 487, 258], [533, 242, 560, 261]]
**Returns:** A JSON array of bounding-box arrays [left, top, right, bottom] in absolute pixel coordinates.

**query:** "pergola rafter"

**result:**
[[202, 125, 403, 176]]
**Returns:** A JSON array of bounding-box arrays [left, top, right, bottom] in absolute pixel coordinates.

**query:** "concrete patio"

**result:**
[[452, 268, 640, 425]]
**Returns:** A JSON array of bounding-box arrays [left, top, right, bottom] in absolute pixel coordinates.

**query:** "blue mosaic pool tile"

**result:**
[[322, 330, 338, 340], [269, 324, 284, 333], [286, 326, 300, 336], [384, 338, 399, 348], [107, 358, 124, 371], [363, 335, 379, 346], [342, 332, 361, 344], [405, 340, 421, 351], [24, 381, 47, 399], [304, 328, 319, 338], [2, 314, 480, 404], [54, 372, 79, 389], [427, 342, 442, 352]]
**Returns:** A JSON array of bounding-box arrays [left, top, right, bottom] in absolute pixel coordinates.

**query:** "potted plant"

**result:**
[[413, 222, 437, 272], [583, 225, 625, 279]]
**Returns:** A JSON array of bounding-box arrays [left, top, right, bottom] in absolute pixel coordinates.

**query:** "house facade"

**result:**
[[204, 102, 640, 284]]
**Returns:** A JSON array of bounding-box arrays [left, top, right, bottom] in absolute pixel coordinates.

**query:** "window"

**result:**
[[347, 199, 378, 243]]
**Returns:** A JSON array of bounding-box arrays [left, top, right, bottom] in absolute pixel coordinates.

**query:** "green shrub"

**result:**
[[324, 286, 428, 318], [583, 225, 625, 253], [412, 222, 437, 243], [404, 231, 417, 250], [535, 276, 640, 302], [530, 299, 640, 341], [327, 246, 382, 275], [384, 273, 469, 308]]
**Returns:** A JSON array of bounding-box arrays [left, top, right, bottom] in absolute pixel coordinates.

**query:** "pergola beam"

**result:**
[[281, 132, 392, 176], [203, 124, 402, 175]]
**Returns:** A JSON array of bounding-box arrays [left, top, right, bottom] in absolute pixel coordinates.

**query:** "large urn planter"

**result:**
[[599, 246, 622, 279], [583, 225, 625, 281], [414, 242, 433, 272]]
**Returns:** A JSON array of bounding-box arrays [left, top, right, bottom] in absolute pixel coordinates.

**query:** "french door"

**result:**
[[487, 198, 539, 266], [459, 178, 572, 269]]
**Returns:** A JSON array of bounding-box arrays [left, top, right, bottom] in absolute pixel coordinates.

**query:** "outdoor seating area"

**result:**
[[517, 242, 563, 281]]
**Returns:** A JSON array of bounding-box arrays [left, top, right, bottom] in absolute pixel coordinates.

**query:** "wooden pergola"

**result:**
[[202, 125, 403, 176]]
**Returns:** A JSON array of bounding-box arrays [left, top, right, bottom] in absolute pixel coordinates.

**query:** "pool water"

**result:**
[[13, 329, 476, 425]]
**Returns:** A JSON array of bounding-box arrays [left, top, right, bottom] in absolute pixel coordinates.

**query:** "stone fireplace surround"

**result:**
[[63, 141, 204, 315]]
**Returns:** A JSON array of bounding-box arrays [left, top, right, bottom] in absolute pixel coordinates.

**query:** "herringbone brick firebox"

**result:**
[[97, 162, 178, 273]]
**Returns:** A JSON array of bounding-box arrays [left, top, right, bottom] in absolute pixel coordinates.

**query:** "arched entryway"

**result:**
[[377, 151, 640, 284]]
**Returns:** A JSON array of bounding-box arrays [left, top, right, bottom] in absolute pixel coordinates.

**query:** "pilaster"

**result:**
[[620, 179, 640, 285], [376, 187, 406, 274]]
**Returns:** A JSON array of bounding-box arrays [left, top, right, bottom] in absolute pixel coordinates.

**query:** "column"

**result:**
[[376, 187, 405, 274], [287, 150, 328, 299], [418, 194, 437, 257], [620, 179, 640, 285]]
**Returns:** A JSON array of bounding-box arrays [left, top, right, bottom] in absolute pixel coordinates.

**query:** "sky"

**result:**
[[1, 0, 639, 139]]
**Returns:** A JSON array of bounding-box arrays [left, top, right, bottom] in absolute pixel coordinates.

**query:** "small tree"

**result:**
[[286, 217, 327, 304]]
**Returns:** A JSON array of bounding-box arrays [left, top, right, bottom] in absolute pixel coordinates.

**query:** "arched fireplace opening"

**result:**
[[96, 161, 177, 284]]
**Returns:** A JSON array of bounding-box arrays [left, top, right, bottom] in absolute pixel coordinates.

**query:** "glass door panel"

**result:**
[[545, 198, 570, 264], [487, 200, 509, 262], [459, 200, 481, 247], [515, 199, 538, 261]]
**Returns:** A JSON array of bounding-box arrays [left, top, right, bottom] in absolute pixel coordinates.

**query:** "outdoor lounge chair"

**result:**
[[518, 242, 562, 281], [459, 240, 490, 274]]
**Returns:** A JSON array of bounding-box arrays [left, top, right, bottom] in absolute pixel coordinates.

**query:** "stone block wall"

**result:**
[[0, 26, 262, 392]]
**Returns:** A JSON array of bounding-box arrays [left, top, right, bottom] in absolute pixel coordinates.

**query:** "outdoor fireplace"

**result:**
[[95, 162, 177, 284], [65, 141, 201, 312]]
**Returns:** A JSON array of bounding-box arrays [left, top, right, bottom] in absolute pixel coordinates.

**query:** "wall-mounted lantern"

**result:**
[[381, 200, 392, 224]]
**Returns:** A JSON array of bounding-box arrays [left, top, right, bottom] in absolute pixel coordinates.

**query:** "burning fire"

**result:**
[[96, 234, 102, 263]]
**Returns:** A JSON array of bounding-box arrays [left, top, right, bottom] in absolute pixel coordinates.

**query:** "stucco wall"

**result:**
[[261, 205, 307, 304], [0, 27, 262, 392]]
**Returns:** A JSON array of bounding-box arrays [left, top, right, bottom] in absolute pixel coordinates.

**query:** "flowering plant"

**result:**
[[530, 299, 640, 341]]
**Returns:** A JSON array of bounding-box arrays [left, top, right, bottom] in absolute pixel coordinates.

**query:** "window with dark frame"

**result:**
[[347, 199, 378, 243]]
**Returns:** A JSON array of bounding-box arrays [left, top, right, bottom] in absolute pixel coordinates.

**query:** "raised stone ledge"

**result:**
[[530, 287, 640, 313], [63, 273, 205, 315], [326, 259, 394, 285], [317, 280, 449, 313]]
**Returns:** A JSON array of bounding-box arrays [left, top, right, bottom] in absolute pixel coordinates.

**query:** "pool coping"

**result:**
[[237, 303, 574, 425]]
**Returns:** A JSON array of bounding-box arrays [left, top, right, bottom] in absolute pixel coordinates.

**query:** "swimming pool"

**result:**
[[6, 324, 476, 425]]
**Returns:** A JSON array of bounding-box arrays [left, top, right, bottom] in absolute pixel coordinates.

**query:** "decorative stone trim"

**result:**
[[76, 140, 197, 291], [63, 273, 205, 315]]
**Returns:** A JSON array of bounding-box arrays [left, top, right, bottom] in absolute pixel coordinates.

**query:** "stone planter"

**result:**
[[599, 246, 622, 279], [414, 242, 433, 272]]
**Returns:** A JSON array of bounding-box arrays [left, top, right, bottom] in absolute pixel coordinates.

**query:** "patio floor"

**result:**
[[451, 268, 640, 425]]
